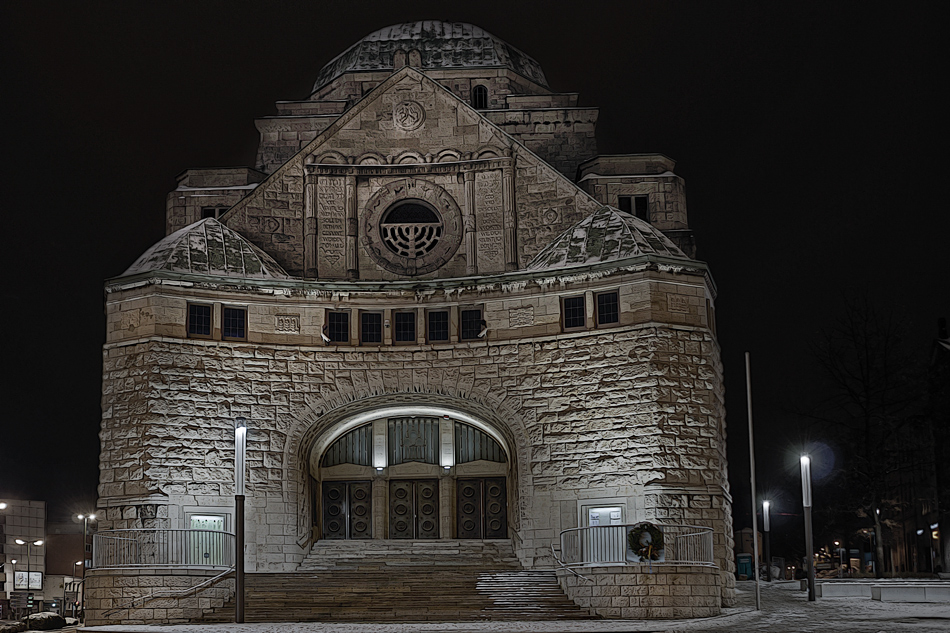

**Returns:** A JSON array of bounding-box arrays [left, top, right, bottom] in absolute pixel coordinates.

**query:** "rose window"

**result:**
[[380, 201, 443, 258]]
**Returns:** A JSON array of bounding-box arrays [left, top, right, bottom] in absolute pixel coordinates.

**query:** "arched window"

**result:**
[[471, 85, 488, 109]]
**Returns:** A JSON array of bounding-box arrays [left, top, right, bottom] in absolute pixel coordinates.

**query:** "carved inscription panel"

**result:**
[[509, 306, 534, 328], [275, 315, 301, 333], [475, 170, 505, 273], [317, 176, 347, 278], [668, 295, 691, 313]]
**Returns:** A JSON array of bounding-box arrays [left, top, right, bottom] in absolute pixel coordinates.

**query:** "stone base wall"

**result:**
[[556, 564, 721, 619], [84, 568, 233, 626]]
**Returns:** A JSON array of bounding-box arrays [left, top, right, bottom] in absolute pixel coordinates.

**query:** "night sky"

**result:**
[[2, 0, 945, 553]]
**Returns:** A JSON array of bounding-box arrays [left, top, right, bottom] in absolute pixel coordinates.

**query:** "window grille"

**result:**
[[563, 296, 585, 329], [222, 307, 246, 339], [428, 310, 449, 342], [460, 309, 483, 340], [188, 304, 212, 336], [596, 292, 619, 325], [327, 312, 349, 342]]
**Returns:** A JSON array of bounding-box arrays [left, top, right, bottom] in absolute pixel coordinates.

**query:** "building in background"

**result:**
[[91, 21, 732, 624], [0, 499, 47, 618]]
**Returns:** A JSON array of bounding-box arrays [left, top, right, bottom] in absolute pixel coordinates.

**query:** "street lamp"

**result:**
[[762, 501, 772, 582], [77, 513, 96, 619], [234, 416, 247, 624], [14, 539, 44, 612], [800, 454, 815, 601]]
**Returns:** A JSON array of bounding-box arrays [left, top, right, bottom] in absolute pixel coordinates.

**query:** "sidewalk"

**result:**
[[77, 581, 950, 633]]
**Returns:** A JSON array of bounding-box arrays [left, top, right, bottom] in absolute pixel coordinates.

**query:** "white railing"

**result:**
[[93, 529, 235, 569], [558, 524, 715, 567]]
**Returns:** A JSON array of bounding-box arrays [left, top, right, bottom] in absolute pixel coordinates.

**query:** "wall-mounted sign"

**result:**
[[14, 571, 43, 590]]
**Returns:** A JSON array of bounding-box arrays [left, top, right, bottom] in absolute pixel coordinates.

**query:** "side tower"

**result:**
[[92, 21, 733, 624]]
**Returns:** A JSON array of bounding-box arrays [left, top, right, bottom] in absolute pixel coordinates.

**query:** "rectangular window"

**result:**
[[187, 304, 212, 337], [634, 195, 649, 221], [618, 196, 632, 213], [562, 296, 586, 330], [460, 309, 483, 340], [427, 310, 449, 342], [394, 311, 416, 343], [201, 207, 217, 219], [596, 292, 619, 326], [361, 312, 382, 344], [222, 307, 247, 340], [326, 311, 349, 343]]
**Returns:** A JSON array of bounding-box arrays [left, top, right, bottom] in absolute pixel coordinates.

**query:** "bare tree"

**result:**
[[808, 295, 923, 576]]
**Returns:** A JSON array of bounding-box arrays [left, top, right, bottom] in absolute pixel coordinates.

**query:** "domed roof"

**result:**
[[121, 218, 289, 279], [312, 21, 548, 93], [527, 206, 689, 271]]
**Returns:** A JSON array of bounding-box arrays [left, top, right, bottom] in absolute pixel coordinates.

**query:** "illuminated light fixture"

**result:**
[[376, 467, 383, 472], [0, 502, 7, 509], [916, 529, 925, 536], [75, 561, 83, 566]]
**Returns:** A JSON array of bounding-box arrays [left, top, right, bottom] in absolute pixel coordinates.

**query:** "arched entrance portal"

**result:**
[[308, 408, 510, 541]]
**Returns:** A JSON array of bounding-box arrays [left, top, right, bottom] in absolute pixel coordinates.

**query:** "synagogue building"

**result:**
[[91, 21, 735, 623]]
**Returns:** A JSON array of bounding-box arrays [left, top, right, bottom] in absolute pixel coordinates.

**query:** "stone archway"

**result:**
[[286, 393, 528, 548]]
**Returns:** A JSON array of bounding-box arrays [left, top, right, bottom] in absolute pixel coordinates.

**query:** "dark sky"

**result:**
[[2, 0, 945, 547]]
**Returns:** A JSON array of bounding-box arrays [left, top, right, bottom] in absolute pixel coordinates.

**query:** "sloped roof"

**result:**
[[312, 21, 548, 93], [527, 206, 689, 271], [121, 218, 289, 279]]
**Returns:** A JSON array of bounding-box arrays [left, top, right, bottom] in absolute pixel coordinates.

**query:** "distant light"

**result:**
[[916, 529, 924, 536], [15, 539, 25, 545], [35, 540, 43, 546], [931, 523, 939, 530], [75, 561, 83, 566], [444, 466, 451, 470], [0, 502, 7, 509], [11, 559, 16, 564], [376, 467, 384, 472]]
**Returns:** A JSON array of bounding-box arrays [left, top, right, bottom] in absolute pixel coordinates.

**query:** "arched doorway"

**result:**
[[308, 408, 510, 540]]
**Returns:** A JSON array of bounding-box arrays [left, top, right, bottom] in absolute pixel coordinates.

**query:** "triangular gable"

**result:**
[[222, 67, 602, 277]]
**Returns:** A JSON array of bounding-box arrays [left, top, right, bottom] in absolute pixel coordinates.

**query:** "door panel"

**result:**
[[456, 477, 507, 539], [322, 481, 372, 539], [389, 479, 439, 538]]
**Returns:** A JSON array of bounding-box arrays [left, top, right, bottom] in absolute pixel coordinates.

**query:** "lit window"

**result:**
[[326, 312, 349, 343], [562, 296, 585, 330], [460, 309, 483, 340], [427, 310, 449, 342], [188, 304, 212, 337], [471, 85, 488, 109], [596, 292, 619, 326], [394, 312, 416, 343], [361, 312, 382, 344], [222, 307, 246, 340]]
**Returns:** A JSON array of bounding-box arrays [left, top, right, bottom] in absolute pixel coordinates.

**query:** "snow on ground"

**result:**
[[78, 581, 950, 633]]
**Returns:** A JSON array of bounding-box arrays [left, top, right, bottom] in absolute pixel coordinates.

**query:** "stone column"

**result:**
[[304, 173, 318, 279], [463, 170, 477, 275], [503, 161, 518, 271], [345, 175, 358, 280]]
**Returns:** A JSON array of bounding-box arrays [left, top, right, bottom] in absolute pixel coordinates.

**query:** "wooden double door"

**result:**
[[457, 477, 508, 539], [322, 481, 373, 539], [389, 479, 440, 539]]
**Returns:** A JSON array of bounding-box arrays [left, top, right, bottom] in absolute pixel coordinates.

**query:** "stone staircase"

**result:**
[[198, 539, 594, 622]]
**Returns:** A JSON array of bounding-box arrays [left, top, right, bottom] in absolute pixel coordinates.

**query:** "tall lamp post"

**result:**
[[800, 455, 815, 601], [77, 513, 96, 618], [14, 539, 44, 613], [234, 416, 247, 624], [763, 501, 772, 582]]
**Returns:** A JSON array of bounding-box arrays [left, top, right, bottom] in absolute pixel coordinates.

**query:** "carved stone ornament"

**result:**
[[393, 100, 426, 131], [360, 178, 463, 276]]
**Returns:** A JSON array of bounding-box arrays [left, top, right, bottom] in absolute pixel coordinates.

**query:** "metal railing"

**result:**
[[558, 523, 715, 567], [93, 529, 235, 569]]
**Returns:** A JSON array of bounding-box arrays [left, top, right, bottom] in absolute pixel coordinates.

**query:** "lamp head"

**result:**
[[15, 539, 25, 545], [235, 417, 247, 431], [0, 502, 7, 509]]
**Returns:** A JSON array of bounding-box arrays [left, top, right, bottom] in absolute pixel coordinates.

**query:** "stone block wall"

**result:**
[[84, 568, 233, 626], [556, 564, 722, 619], [486, 108, 599, 180]]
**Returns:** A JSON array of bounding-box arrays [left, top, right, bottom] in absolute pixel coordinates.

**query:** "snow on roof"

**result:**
[[121, 218, 289, 279], [527, 206, 689, 271]]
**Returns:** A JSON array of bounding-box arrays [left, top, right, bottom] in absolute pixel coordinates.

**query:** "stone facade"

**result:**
[[95, 20, 734, 622]]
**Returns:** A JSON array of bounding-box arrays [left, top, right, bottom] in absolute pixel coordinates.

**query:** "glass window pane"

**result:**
[[327, 312, 349, 342], [188, 304, 212, 336], [597, 292, 619, 325], [361, 312, 382, 343], [428, 311, 449, 341], [223, 307, 246, 339], [394, 312, 416, 342], [563, 296, 585, 329], [460, 309, 482, 340]]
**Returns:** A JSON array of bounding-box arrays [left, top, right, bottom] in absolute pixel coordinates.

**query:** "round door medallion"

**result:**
[[393, 100, 425, 131]]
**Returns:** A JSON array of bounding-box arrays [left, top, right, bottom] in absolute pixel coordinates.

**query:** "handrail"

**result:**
[[550, 544, 593, 583], [102, 566, 234, 618], [558, 523, 715, 567], [93, 528, 235, 569]]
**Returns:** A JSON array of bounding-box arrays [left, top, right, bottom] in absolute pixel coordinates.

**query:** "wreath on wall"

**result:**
[[627, 522, 664, 562]]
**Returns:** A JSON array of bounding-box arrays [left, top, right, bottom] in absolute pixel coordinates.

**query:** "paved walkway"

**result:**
[[76, 581, 950, 633]]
